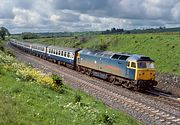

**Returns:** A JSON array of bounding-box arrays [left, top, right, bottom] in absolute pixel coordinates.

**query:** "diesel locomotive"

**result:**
[[10, 40, 158, 90]]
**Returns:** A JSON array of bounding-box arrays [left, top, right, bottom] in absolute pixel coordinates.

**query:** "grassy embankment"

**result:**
[[0, 40, 141, 125], [25, 32, 180, 75]]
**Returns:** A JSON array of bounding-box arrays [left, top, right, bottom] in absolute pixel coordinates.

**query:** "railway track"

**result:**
[[8, 43, 180, 125], [144, 89, 180, 110]]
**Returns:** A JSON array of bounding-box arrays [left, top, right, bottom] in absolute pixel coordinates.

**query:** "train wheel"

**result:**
[[86, 69, 92, 76], [108, 76, 116, 83], [76, 66, 81, 72], [122, 82, 132, 89], [81, 67, 86, 74]]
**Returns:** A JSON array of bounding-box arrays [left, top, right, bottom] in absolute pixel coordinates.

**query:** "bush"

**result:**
[[0, 65, 3, 75], [5, 49, 15, 57], [0, 44, 5, 52], [99, 113, 116, 125], [74, 94, 81, 103], [57, 88, 65, 94], [51, 74, 63, 87]]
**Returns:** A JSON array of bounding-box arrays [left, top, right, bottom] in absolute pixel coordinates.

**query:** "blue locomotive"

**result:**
[[10, 40, 158, 90]]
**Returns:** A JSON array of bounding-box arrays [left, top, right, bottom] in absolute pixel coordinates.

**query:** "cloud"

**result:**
[[0, 0, 179, 33], [12, 8, 42, 27], [0, 1, 14, 19], [171, 2, 180, 21], [50, 14, 61, 23], [14, 1, 34, 9]]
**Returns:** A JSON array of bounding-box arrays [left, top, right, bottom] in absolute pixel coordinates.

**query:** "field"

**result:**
[[0, 40, 141, 125], [24, 32, 180, 75]]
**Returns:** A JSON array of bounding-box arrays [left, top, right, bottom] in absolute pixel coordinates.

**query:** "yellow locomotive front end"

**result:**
[[136, 61, 156, 81], [134, 61, 158, 89]]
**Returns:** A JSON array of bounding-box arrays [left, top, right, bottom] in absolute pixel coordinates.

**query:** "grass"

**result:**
[[23, 32, 180, 75], [0, 69, 141, 125], [0, 40, 141, 125]]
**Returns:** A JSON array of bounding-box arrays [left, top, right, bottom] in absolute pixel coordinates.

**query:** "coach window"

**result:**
[[61, 51, 63, 56], [64, 52, 67, 57], [56, 50, 58, 55], [131, 62, 136, 68], [58, 50, 61, 55], [70, 53, 74, 59], [67, 52, 70, 58]]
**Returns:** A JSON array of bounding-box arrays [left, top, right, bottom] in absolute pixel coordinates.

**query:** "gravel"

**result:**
[[156, 73, 180, 96]]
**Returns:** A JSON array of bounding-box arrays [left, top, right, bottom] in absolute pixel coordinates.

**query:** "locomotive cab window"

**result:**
[[138, 61, 155, 68], [131, 62, 136, 68]]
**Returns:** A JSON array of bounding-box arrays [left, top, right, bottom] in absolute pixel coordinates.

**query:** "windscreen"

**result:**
[[137, 61, 155, 68]]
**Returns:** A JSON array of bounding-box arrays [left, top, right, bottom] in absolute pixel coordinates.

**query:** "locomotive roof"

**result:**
[[79, 49, 154, 62], [127, 55, 154, 62], [80, 49, 131, 58]]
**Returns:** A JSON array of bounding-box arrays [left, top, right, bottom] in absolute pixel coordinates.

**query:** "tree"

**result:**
[[21, 32, 39, 39], [111, 28, 116, 33], [0, 27, 10, 40]]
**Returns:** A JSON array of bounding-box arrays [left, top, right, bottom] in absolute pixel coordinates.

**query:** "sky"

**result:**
[[0, 0, 180, 33]]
